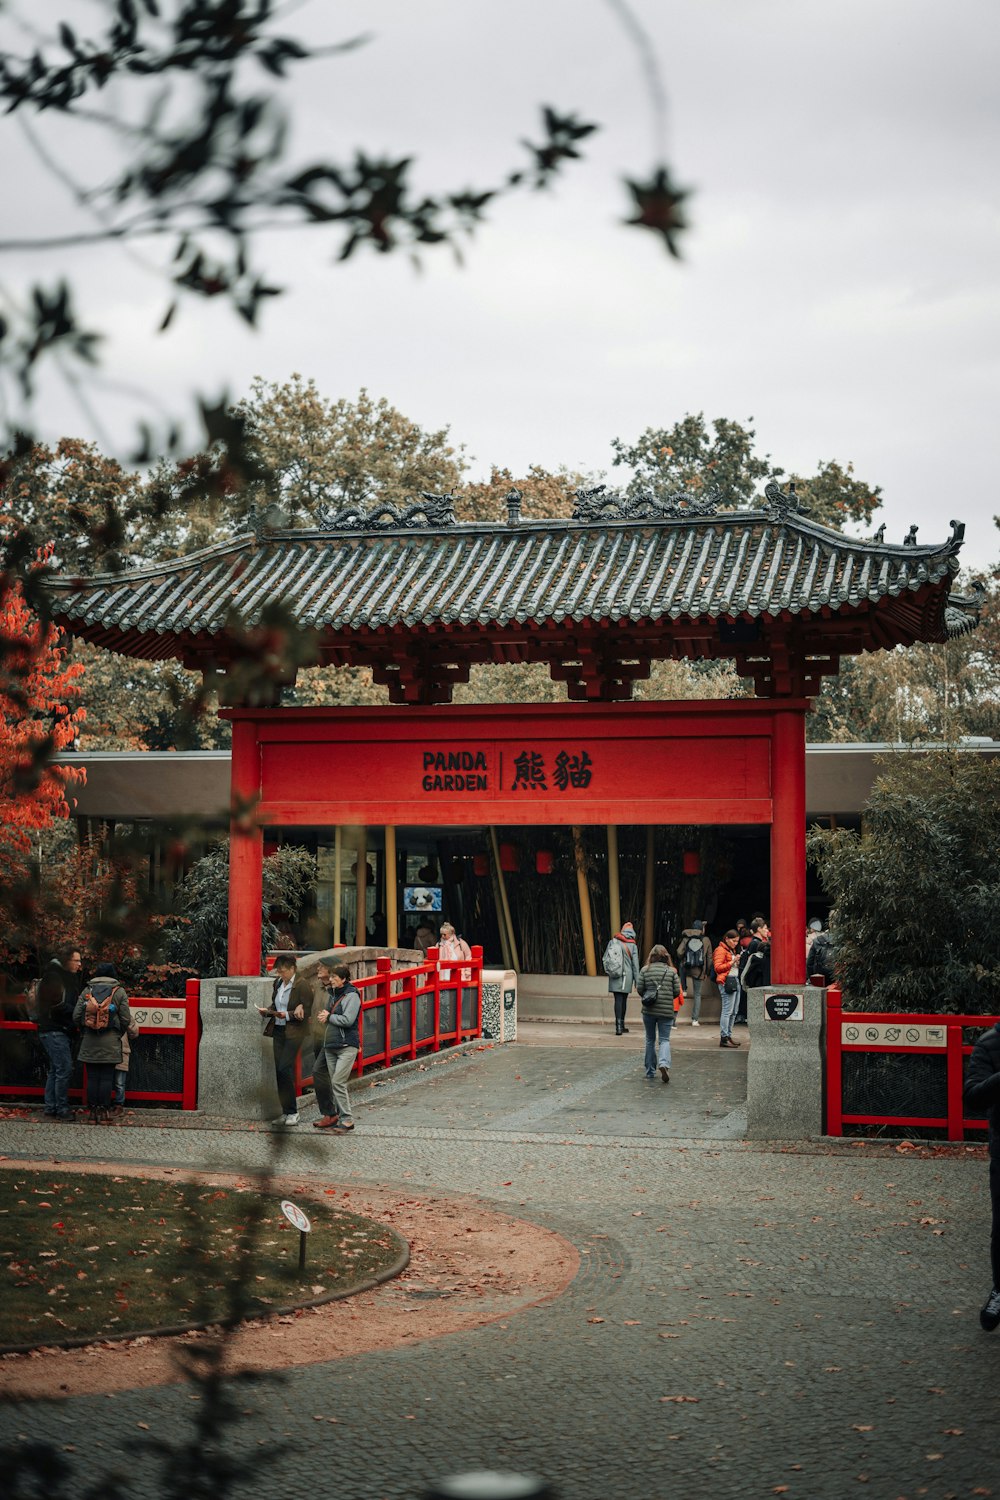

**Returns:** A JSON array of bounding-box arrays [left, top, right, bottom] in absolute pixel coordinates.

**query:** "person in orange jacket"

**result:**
[[713, 930, 742, 1049]]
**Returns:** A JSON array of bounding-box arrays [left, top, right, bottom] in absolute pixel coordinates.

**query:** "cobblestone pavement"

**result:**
[[1, 1026, 996, 1500]]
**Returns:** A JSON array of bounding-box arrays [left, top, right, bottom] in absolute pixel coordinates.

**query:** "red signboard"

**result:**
[[247, 701, 782, 827]]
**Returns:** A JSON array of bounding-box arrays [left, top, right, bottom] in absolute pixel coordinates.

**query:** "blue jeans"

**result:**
[[719, 983, 738, 1039], [681, 970, 703, 1020], [114, 1069, 127, 1106], [642, 1012, 673, 1075], [39, 1031, 73, 1115]]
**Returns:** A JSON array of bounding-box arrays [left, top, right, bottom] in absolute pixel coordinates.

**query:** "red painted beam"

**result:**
[[228, 718, 263, 976], [770, 707, 806, 984]]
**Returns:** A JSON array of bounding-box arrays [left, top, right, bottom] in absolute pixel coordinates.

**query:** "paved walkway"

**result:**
[[1, 1024, 995, 1500]]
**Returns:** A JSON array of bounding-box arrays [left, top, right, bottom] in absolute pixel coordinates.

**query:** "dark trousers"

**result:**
[[991, 1158, 1000, 1289], [39, 1031, 73, 1115], [272, 1027, 303, 1116], [613, 992, 629, 1027], [312, 1045, 334, 1117], [86, 1061, 115, 1110]]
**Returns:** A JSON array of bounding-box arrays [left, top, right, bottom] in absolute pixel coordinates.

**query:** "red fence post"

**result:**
[[946, 1018, 965, 1141], [377, 956, 392, 1072], [182, 977, 201, 1110], [826, 985, 843, 1136], [428, 944, 441, 1052], [472, 944, 483, 1033]]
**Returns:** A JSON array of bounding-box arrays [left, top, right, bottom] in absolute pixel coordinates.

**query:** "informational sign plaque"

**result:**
[[215, 983, 248, 1010], [841, 1022, 946, 1048], [763, 992, 804, 1022]]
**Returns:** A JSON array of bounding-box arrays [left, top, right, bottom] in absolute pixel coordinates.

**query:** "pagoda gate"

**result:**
[[49, 482, 978, 984]]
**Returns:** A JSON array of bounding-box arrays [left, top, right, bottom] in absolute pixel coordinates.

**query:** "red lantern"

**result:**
[[499, 842, 518, 872], [682, 850, 700, 876], [535, 849, 554, 875], [473, 854, 489, 877]]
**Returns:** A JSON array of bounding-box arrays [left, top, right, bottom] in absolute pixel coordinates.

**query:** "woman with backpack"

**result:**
[[638, 944, 682, 1082], [602, 920, 641, 1035], [72, 962, 132, 1124]]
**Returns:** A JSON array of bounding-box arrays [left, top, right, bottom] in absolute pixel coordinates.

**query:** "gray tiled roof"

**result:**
[[49, 510, 966, 645]]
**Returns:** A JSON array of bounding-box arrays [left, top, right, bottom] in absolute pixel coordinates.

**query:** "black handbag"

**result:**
[[262, 1015, 276, 1037]]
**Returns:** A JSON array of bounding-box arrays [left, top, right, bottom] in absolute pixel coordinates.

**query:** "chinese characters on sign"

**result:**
[[418, 745, 595, 794], [512, 749, 593, 792]]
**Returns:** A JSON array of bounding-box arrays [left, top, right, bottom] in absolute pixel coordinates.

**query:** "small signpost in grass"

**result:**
[[280, 1199, 312, 1275]]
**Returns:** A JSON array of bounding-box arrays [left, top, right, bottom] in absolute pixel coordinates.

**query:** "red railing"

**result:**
[[295, 943, 483, 1091], [0, 977, 201, 1111], [826, 986, 994, 1140]]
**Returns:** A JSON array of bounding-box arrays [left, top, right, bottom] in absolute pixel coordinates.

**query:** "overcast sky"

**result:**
[[5, 0, 999, 570]]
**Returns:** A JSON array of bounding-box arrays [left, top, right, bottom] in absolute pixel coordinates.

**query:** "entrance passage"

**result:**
[[361, 1025, 748, 1141], [226, 700, 808, 983]]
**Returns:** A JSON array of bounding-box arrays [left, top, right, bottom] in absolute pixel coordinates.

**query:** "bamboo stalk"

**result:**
[[644, 825, 656, 956], [333, 825, 342, 946], [573, 826, 597, 977], [488, 826, 520, 971], [355, 825, 367, 946], [384, 824, 397, 948], [607, 824, 621, 938]]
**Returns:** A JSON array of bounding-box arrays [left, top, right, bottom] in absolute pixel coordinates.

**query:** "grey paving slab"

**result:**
[[1, 1036, 995, 1500]]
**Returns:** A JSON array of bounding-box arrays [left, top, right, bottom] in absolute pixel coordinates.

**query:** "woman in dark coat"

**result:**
[[72, 962, 132, 1124]]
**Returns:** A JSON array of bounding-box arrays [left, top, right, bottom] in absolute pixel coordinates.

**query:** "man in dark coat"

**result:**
[[34, 947, 83, 1120], [736, 917, 771, 1024], [964, 1020, 1000, 1331]]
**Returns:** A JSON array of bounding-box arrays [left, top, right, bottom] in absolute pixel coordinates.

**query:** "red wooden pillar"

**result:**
[[770, 706, 806, 984], [228, 718, 263, 975]]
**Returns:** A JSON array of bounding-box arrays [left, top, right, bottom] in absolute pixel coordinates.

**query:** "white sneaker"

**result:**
[[282, 1113, 300, 1127], [269, 1114, 287, 1125], [691, 1020, 700, 1027]]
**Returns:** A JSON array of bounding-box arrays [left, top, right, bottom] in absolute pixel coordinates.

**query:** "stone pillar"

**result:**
[[198, 976, 281, 1120], [745, 984, 825, 1140]]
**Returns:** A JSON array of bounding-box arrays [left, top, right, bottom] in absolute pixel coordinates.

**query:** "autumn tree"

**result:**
[[0, 436, 145, 575], [611, 413, 882, 529], [456, 464, 582, 523], [234, 376, 468, 524], [0, 564, 86, 957]]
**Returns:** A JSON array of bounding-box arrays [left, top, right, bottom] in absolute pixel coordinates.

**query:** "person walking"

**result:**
[[34, 946, 83, 1121], [257, 953, 314, 1127], [963, 1019, 1000, 1331], [676, 920, 708, 1026], [714, 930, 742, 1049], [639, 944, 681, 1083], [602, 920, 641, 1035], [72, 962, 132, 1123], [313, 962, 361, 1134]]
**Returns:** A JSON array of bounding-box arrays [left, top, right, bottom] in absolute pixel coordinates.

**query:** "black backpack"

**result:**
[[683, 934, 705, 972]]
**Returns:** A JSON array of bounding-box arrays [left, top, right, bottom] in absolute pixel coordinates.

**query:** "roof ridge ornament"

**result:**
[[944, 577, 985, 637], [764, 480, 809, 520], [572, 483, 721, 522], [316, 493, 456, 531], [903, 524, 919, 546]]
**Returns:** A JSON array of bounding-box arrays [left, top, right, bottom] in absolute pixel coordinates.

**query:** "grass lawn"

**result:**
[[0, 1167, 403, 1348]]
